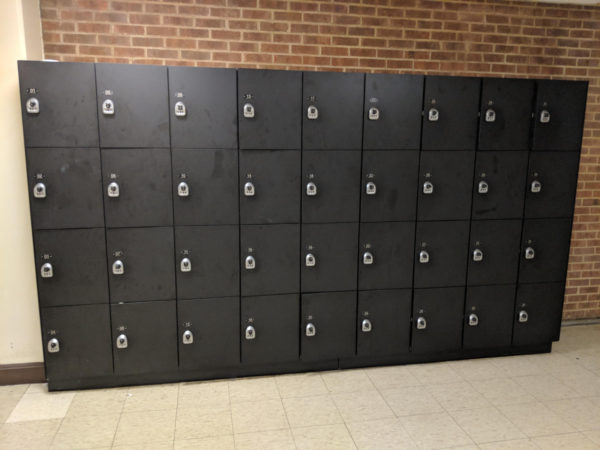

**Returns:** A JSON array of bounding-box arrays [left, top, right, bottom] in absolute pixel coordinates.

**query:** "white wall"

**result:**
[[0, 0, 44, 365]]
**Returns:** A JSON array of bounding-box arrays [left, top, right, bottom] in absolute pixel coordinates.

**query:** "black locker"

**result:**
[[175, 226, 239, 299], [421, 76, 480, 151], [463, 285, 516, 350], [513, 282, 565, 346], [19, 61, 98, 148], [241, 294, 299, 364], [303, 71, 364, 150], [34, 229, 108, 307], [467, 220, 522, 286], [238, 69, 301, 150], [471, 151, 528, 220], [412, 287, 465, 353], [178, 297, 240, 370], [168, 67, 237, 149], [478, 78, 535, 151], [102, 148, 173, 228], [417, 151, 475, 221], [356, 289, 412, 357], [172, 149, 238, 226], [111, 301, 178, 375], [302, 150, 361, 223], [241, 224, 300, 296], [532, 80, 588, 152], [524, 152, 579, 219], [26, 147, 104, 230], [106, 227, 176, 303], [239, 150, 300, 224], [414, 221, 470, 289], [360, 150, 419, 222], [358, 222, 415, 290], [301, 292, 356, 361], [96, 63, 169, 148], [42, 305, 113, 381], [519, 218, 572, 283], [301, 223, 358, 293], [363, 74, 423, 150]]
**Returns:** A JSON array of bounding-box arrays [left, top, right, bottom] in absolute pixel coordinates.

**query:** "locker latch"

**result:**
[[243, 103, 255, 118], [428, 108, 439, 122], [47, 338, 60, 353], [368, 107, 379, 121], [306, 182, 317, 197], [468, 313, 479, 327], [423, 181, 434, 195], [531, 180, 542, 194], [178, 181, 190, 197], [472, 248, 483, 262], [524, 246, 535, 260], [365, 181, 377, 196], [305, 253, 316, 267], [478, 180, 489, 194], [112, 259, 124, 275], [116, 334, 128, 349], [307, 105, 318, 120], [26, 97, 40, 114], [182, 329, 194, 344], [107, 181, 120, 198], [245, 325, 256, 340], [419, 250, 429, 264], [40, 262, 54, 279], [102, 99, 115, 116], [174, 101, 187, 117], [361, 319, 372, 333], [33, 182, 47, 199], [245, 255, 256, 270], [484, 109, 496, 123], [540, 109, 550, 124], [416, 316, 427, 330], [180, 257, 192, 273], [363, 251, 374, 265], [518, 310, 529, 323], [305, 322, 316, 337], [244, 181, 255, 197]]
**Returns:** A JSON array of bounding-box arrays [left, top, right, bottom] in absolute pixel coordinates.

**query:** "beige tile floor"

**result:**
[[2, 323, 600, 449]]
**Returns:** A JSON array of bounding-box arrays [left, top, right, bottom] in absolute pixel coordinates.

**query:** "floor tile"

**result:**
[[533, 432, 599, 449], [407, 362, 463, 385], [228, 377, 280, 403], [544, 398, 600, 432], [283, 395, 343, 428], [123, 384, 179, 412], [234, 429, 295, 450], [26, 383, 48, 394], [6, 391, 75, 422], [174, 435, 234, 449], [513, 374, 578, 402], [0, 384, 29, 399], [175, 405, 232, 440], [177, 380, 229, 410], [321, 369, 375, 394], [51, 413, 119, 449], [331, 390, 394, 423], [400, 412, 473, 450], [275, 373, 328, 398], [65, 388, 127, 417], [447, 359, 502, 382], [584, 430, 600, 445], [498, 402, 576, 437], [364, 365, 421, 390], [347, 417, 417, 449], [426, 381, 491, 412], [111, 442, 174, 450], [488, 355, 544, 378], [470, 377, 536, 406], [450, 407, 525, 444], [0, 419, 61, 449], [292, 423, 356, 449], [113, 409, 176, 446], [478, 439, 538, 449], [381, 385, 444, 417], [231, 398, 288, 434]]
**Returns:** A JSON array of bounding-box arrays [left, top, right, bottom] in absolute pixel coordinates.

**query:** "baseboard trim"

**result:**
[[562, 318, 600, 327], [0, 363, 45, 386]]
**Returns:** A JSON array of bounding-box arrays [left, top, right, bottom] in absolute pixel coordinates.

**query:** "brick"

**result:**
[[63, 33, 97, 44], [114, 46, 145, 57]]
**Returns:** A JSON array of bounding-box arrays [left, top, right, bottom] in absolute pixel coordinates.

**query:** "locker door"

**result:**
[[524, 152, 579, 219], [239, 150, 300, 224], [172, 149, 238, 226], [303, 71, 364, 150], [96, 63, 169, 148], [241, 224, 300, 296], [363, 74, 423, 150], [301, 292, 356, 361], [26, 148, 104, 230], [467, 220, 522, 286], [412, 287, 464, 353], [241, 294, 299, 364], [178, 297, 239, 370], [102, 148, 172, 228], [532, 80, 588, 152], [301, 223, 358, 293], [41, 305, 113, 381], [34, 228, 109, 307], [360, 150, 419, 222], [417, 151, 475, 221], [513, 282, 565, 346], [358, 222, 415, 290], [112, 301, 178, 375], [478, 78, 534, 151], [463, 285, 515, 350], [169, 66, 237, 149], [302, 150, 361, 223], [519, 218, 572, 283], [238, 69, 301, 150], [471, 151, 528, 220], [18, 61, 98, 148], [106, 227, 176, 303], [357, 289, 412, 357], [422, 76, 480, 151], [414, 221, 470, 289]]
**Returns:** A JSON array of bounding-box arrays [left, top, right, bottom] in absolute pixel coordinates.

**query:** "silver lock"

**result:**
[[245, 325, 256, 340], [244, 181, 255, 197], [540, 109, 550, 123], [485, 109, 496, 123], [428, 108, 439, 122], [306, 182, 317, 196], [423, 181, 434, 195], [116, 334, 128, 349], [524, 246, 535, 260], [112, 259, 124, 275], [307, 105, 318, 120], [519, 310, 529, 323], [478, 180, 489, 194], [182, 329, 194, 344], [243, 103, 254, 118], [305, 322, 316, 337], [416, 316, 427, 330], [107, 181, 120, 198], [102, 98, 115, 115], [26, 97, 40, 114], [361, 318, 372, 333], [363, 251, 374, 265], [40, 262, 53, 279], [33, 182, 46, 199], [305, 253, 316, 267], [473, 248, 483, 262], [178, 181, 189, 197], [368, 107, 379, 121], [419, 250, 429, 264], [531, 180, 542, 193], [47, 338, 60, 353], [468, 313, 479, 326], [245, 255, 256, 270], [174, 101, 187, 117], [180, 257, 192, 273], [365, 181, 377, 195]]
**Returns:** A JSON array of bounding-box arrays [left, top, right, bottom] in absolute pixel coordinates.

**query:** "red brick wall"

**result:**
[[40, 0, 600, 319]]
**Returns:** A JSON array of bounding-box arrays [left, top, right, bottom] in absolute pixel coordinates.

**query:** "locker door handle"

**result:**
[[524, 247, 535, 260], [307, 105, 318, 120], [484, 109, 496, 123], [419, 250, 429, 264], [306, 182, 317, 196], [243, 103, 254, 118], [518, 310, 529, 323], [478, 180, 489, 194], [245, 255, 256, 270], [363, 251, 374, 265], [305, 322, 316, 337], [102, 99, 115, 115], [47, 338, 60, 353], [468, 314, 479, 326], [180, 257, 192, 272], [365, 181, 377, 195], [112, 260, 124, 275], [107, 181, 120, 198], [40, 262, 54, 278], [245, 325, 256, 340], [423, 181, 434, 195], [174, 101, 187, 117], [305, 253, 316, 267], [416, 316, 427, 330], [26, 97, 40, 114], [472, 248, 483, 262], [361, 319, 372, 333], [428, 108, 439, 122], [182, 329, 194, 344], [531, 180, 542, 193], [540, 109, 550, 123], [33, 182, 46, 199], [116, 334, 128, 349], [177, 181, 189, 197], [244, 181, 255, 197], [368, 107, 379, 121]]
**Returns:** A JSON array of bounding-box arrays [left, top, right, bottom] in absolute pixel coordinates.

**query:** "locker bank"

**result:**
[[18, 61, 587, 390]]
